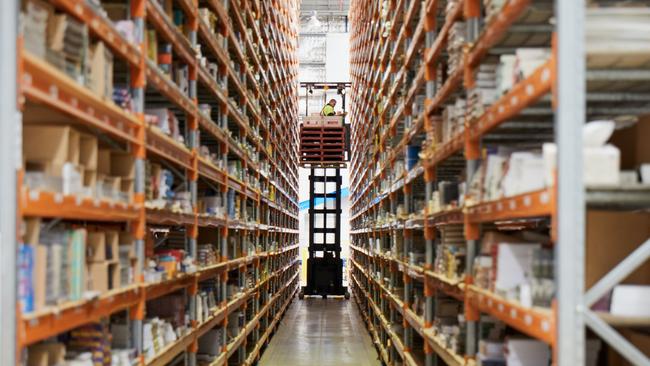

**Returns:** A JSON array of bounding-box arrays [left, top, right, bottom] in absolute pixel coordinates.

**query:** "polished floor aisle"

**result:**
[[258, 295, 381, 366]]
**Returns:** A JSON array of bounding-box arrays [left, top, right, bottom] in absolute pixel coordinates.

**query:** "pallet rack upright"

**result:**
[[1, 0, 18, 364]]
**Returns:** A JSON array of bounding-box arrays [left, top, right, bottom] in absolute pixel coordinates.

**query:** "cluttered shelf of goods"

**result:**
[[349, 0, 650, 365], [16, 0, 300, 365]]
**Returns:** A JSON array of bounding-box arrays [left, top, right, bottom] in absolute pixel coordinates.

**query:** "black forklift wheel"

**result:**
[[299, 291, 305, 300], [344, 291, 350, 300]]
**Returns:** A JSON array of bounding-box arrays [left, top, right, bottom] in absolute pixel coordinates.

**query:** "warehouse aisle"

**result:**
[[259, 296, 381, 366]]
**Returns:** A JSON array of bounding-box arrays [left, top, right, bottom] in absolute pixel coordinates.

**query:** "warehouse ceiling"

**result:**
[[300, 0, 350, 16]]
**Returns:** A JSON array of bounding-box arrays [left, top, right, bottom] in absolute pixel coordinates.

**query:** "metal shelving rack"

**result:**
[[11, 0, 301, 365], [349, 0, 650, 365]]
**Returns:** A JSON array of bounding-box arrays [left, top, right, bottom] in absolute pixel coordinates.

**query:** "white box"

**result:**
[[505, 339, 550, 366], [611, 285, 650, 317], [584, 145, 620, 186], [501, 152, 545, 197], [543, 143, 620, 187], [495, 243, 541, 298]]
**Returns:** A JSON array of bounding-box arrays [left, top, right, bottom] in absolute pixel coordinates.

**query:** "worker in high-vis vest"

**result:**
[[321, 99, 337, 116]]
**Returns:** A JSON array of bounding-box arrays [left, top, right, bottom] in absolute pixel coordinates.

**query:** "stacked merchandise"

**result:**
[[113, 19, 137, 46], [483, 0, 507, 23], [22, 0, 49, 58], [18, 223, 86, 314], [144, 246, 197, 283], [118, 237, 136, 287], [22, 126, 134, 202], [145, 1, 191, 98], [226, 278, 243, 298], [19, 221, 135, 314], [226, 310, 244, 343], [145, 161, 192, 213], [433, 299, 466, 354], [544, 120, 625, 188], [380, 0, 392, 38], [197, 244, 218, 268], [143, 317, 180, 361], [465, 120, 625, 206], [228, 160, 245, 183], [441, 99, 466, 144], [476, 317, 508, 365], [26, 322, 138, 366], [226, 189, 241, 220], [472, 231, 554, 308], [87, 42, 114, 99], [197, 328, 226, 363], [198, 194, 226, 218], [196, 287, 217, 323], [447, 21, 466, 75], [586, 7, 650, 60], [112, 87, 133, 112], [145, 108, 184, 144], [466, 147, 545, 204], [433, 225, 466, 282], [64, 323, 113, 365], [47, 10, 88, 83], [412, 287, 425, 318], [86, 230, 129, 296], [22, 1, 116, 97], [497, 48, 551, 95], [407, 235, 426, 266], [246, 268, 256, 289], [468, 63, 499, 120], [427, 180, 462, 214], [198, 144, 225, 170]]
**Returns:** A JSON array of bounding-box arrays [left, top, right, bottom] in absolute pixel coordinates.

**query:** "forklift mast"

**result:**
[[299, 82, 350, 299]]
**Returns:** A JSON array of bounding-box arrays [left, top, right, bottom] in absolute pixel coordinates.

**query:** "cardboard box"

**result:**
[[611, 117, 650, 169], [47, 14, 66, 52], [79, 133, 98, 170], [119, 232, 136, 259], [83, 169, 97, 190], [323, 116, 343, 127], [23, 125, 80, 167], [109, 262, 121, 289], [88, 42, 114, 99], [87, 262, 109, 293], [24, 218, 41, 245], [27, 343, 65, 366], [121, 178, 134, 200], [586, 211, 650, 288], [303, 115, 344, 127], [33, 244, 48, 311], [86, 232, 106, 262], [111, 152, 135, 198], [98, 149, 111, 175], [105, 231, 119, 262]]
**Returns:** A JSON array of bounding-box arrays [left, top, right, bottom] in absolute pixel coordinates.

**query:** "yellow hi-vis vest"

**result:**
[[321, 104, 335, 116]]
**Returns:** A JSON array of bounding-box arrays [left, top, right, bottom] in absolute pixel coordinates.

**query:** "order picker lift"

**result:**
[[298, 82, 350, 300]]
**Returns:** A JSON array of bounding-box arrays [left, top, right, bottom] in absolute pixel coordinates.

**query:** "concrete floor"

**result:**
[[258, 295, 381, 366]]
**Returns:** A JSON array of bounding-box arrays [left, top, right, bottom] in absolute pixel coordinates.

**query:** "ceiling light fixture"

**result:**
[[307, 10, 321, 30]]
